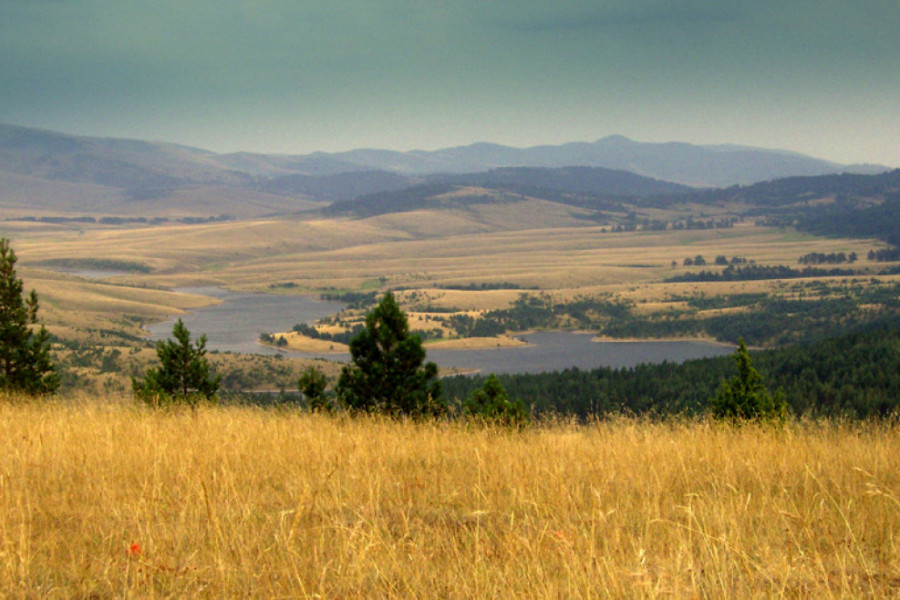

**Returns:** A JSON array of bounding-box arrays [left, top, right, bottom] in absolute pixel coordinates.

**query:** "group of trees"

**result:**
[[667, 263, 857, 283], [11, 214, 234, 226], [606, 217, 736, 234], [868, 248, 900, 262], [798, 251, 858, 265]]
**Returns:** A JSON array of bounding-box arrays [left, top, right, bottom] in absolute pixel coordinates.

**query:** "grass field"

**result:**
[[8, 214, 880, 294], [2, 398, 898, 597]]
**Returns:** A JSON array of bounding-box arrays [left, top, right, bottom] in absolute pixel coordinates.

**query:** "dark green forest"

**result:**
[[442, 316, 900, 420], [705, 169, 900, 244]]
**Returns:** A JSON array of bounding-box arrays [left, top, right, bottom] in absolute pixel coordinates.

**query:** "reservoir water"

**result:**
[[147, 287, 734, 374], [145, 287, 346, 356]]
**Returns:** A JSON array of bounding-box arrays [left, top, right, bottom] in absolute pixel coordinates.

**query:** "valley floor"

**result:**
[[2, 397, 898, 597]]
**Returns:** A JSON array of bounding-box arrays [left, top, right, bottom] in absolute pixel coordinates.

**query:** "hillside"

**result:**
[[2, 123, 891, 222], [319, 166, 699, 221], [0, 125, 327, 218], [0, 123, 244, 192], [317, 168, 900, 246], [322, 183, 625, 221], [686, 169, 900, 207], [429, 166, 693, 196], [678, 169, 900, 244], [254, 170, 415, 201]]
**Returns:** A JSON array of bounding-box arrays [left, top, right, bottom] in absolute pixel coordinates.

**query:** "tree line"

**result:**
[[667, 263, 858, 282]]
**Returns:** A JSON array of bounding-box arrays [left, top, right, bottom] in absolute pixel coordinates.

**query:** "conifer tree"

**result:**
[[711, 338, 787, 422], [337, 292, 443, 416], [465, 373, 529, 426], [133, 319, 220, 406], [0, 238, 59, 395], [299, 365, 332, 412]]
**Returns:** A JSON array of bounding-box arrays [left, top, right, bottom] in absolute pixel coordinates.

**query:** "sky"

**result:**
[[1, 1, 899, 166]]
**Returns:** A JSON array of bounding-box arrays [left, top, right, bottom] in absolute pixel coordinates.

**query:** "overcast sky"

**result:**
[[2, 1, 899, 166]]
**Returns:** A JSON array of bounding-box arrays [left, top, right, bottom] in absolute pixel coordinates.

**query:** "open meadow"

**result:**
[[7, 216, 879, 294], [2, 397, 898, 597]]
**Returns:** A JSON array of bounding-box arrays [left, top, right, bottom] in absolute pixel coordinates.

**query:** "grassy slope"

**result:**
[[1, 399, 897, 597], [18, 268, 218, 342]]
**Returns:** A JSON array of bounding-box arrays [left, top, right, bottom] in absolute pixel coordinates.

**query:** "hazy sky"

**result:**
[[2, 1, 899, 165]]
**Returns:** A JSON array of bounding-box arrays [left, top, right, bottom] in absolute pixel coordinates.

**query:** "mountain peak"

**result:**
[[595, 134, 635, 145]]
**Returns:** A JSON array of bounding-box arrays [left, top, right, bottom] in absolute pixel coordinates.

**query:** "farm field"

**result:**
[[1, 398, 897, 597]]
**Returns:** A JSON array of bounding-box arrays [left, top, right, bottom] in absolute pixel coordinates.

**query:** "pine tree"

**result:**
[[0, 238, 59, 395], [299, 365, 332, 412], [711, 338, 787, 422], [337, 292, 443, 416], [132, 318, 220, 406], [465, 373, 529, 426]]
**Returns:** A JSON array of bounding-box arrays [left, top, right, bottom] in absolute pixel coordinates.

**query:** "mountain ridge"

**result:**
[[0, 123, 893, 218], [3, 123, 890, 186]]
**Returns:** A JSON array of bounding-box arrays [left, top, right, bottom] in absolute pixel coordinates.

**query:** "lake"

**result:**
[[146, 287, 346, 356], [146, 287, 734, 374]]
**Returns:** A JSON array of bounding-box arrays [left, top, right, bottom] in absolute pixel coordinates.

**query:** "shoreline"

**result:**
[[591, 334, 734, 348]]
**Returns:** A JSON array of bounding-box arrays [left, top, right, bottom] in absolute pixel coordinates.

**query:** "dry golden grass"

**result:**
[[11, 213, 881, 293], [16, 268, 219, 342], [423, 335, 530, 350], [1, 398, 897, 598], [265, 331, 349, 354]]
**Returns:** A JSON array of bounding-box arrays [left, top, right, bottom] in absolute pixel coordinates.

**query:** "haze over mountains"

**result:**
[[0, 123, 892, 219], [251, 135, 887, 187]]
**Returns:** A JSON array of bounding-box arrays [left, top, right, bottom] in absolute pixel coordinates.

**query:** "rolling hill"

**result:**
[[321, 166, 692, 220], [0, 124, 319, 218], [322, 164, 900, 248], [430, 166, 693, 196], [0, 123, 892, 220]]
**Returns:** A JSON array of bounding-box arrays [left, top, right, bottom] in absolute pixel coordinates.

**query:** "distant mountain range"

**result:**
[[218, 134, 890, 186], [0, 123, 892, 218]]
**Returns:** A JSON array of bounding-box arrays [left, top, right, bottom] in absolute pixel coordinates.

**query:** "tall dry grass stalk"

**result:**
[[1, 396, 898, 597]]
